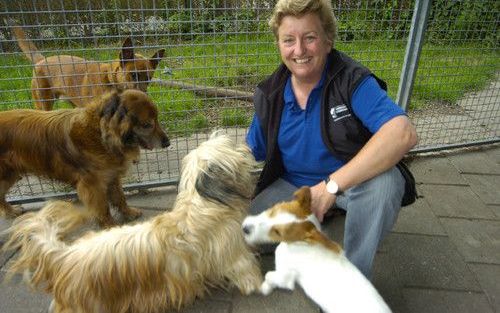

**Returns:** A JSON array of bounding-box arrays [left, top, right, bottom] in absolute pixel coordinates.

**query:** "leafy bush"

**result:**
[[336, 0, 497, 45], [427, 0, 499, 46]]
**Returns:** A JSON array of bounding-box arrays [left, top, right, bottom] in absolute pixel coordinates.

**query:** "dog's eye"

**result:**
[[131, 72, 139, 82]]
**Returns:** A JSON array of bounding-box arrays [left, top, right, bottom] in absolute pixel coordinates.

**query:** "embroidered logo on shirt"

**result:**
[[329, 104, 351, 121]]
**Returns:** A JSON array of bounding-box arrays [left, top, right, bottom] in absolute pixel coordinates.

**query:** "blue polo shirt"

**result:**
[[247, 72, 405, 187]]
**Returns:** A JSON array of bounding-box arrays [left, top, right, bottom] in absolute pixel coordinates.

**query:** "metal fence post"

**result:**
[[397, 0, 431, 111]]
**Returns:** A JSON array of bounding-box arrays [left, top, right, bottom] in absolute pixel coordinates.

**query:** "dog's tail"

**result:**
[[11, 25, 44, 64], [1, 201, 89, 288]]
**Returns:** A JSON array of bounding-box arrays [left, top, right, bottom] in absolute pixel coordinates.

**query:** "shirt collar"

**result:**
[[283, 60, 329, 110]]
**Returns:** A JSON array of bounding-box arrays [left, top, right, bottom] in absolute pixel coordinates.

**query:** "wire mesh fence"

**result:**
[[0, 0, 498, 203]]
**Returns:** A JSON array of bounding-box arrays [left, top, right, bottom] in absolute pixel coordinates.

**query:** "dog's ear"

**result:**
[[100, 92, 120, 119], [269, 221, 316, 242], [120, 37, 135, 67], [195, 162, 246, 208], [293, 187, 311, 211], [149, 49, 165, 69], [100, 92, 132, 155]]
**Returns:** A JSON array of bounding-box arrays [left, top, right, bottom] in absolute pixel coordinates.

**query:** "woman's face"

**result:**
[[277, 13, 332, 84]]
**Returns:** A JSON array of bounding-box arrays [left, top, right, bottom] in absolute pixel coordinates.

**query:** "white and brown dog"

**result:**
[[242, 186, 392, 313], [2, 132, 263, 313]]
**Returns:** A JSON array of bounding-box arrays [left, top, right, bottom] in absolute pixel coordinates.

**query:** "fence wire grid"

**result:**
[[0, 0, 498, 203]]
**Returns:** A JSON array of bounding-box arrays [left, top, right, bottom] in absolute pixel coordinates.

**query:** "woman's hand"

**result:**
[[310, 182, 336, 222]]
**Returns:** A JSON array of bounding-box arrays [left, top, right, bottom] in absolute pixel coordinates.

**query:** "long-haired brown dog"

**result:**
[[2, 132, 263, 313], [12, 25, 165, 110], [0, 89, 170, 226]]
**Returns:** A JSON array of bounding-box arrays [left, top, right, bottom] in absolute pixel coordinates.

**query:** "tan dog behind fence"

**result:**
[[2, 132, 263, 313], [0, 89, 170, 226], [11, 25, 165, 110]]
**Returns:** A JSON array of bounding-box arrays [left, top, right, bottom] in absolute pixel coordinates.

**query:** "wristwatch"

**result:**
[[324, 176, 343, 196]]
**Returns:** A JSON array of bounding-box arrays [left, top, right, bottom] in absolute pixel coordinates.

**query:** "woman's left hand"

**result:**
[[310, 182, 336, 222]]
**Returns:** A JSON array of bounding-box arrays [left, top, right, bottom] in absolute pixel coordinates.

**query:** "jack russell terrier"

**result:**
[[242, 186, 392, 313]]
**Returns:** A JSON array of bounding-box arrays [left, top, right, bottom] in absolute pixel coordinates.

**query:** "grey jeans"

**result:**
[[249, 166, 405, 279]]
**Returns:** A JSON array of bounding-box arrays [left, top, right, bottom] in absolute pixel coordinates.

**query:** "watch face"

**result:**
[[326, 180, 339, 194]]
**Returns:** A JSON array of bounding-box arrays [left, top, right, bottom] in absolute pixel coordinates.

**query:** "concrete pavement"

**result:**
[[1, 144, 499, 313]]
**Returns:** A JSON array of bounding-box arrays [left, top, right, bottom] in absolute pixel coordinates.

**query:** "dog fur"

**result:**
[[242, 187, 392, 313], [0, 89, 170, 226], [12, 25, 165, 110], [2, 132, 263, 313]]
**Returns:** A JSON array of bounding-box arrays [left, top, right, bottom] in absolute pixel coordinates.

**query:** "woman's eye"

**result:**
[[305, 36, 316, 43]]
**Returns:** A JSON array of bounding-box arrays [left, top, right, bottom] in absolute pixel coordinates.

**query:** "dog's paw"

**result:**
[[282, 279, 295, 291], [264, 270, 295, 291], [121, 206, 143, 220], [97, 215, 118, 228], [260, 281, 273, 296], [236, 273, 263, 295]]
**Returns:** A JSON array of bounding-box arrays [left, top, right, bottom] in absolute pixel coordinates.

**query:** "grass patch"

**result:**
[[221, 107, 250, 127], [1, 34, 498, 134]]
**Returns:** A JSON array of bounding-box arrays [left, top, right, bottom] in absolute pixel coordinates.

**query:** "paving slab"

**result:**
[[232, 286, 319, 313], [393, 197, 447, 236], [380, 233, 481, 291], [179, 298, 232, 313], [411, 114, 496, 149], [462, 174, 500, 205], [419, 184, 497, 219], [402, 288, 494, 313], [0, 272, 52, 313], [126, 186, 178, 211], [232, 252, 319, 313], [469, 263, 500, 310], [0, 216, 12, 245], [372, 252, 407, 313], [490, 204, 500, 218], [448, 149, 500, 174], [439, 217, 500, 264], [483, 146, 500, 164], [0, 248, 15, 269], [409, 156, 467, 185]]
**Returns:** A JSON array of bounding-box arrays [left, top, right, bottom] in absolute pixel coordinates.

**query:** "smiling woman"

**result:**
[[245, 0, 418, 279], [276, 13, 332, 108]]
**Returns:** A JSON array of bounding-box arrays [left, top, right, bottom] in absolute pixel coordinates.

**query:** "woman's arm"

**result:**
[[310, 115, 417, 221]]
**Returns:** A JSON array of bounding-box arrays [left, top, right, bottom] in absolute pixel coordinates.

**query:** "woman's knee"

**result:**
[[249, 178, 297, 215], [369, 167, 404, 197]]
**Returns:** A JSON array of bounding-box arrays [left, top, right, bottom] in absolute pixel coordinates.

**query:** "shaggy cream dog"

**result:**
[[2, 132, 263, 313]]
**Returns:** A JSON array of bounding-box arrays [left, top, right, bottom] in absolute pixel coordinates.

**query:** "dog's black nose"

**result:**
[[161, 136, 170, 148], [242, 225, 253, 235]]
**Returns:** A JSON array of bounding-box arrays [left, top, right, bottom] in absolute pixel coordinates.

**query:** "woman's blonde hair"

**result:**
[[269, 0, 337, 44]]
